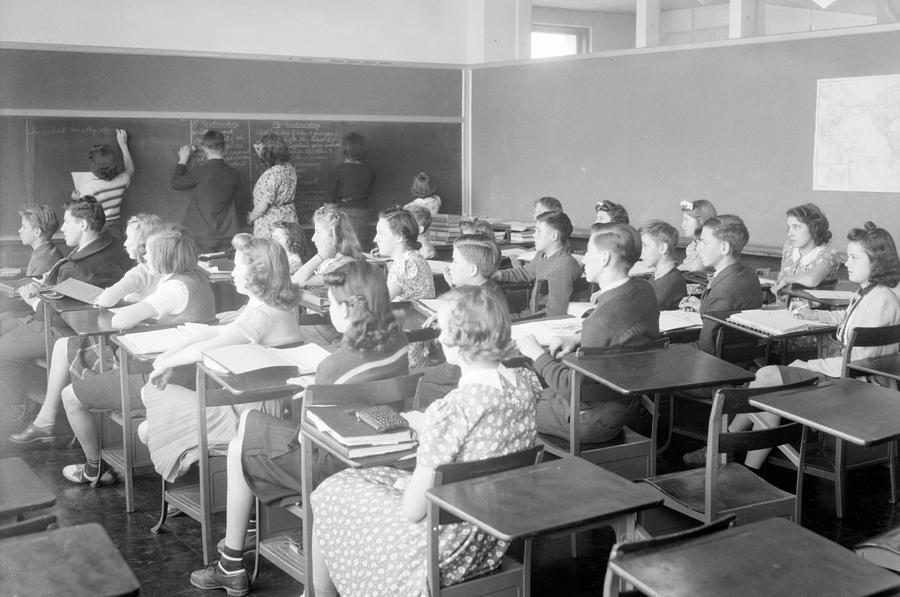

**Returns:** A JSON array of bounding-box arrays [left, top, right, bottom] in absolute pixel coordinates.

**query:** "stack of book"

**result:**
[[305, 403, 419, 458], [507, 221, 535, 244], [429, 214, 463, 244]]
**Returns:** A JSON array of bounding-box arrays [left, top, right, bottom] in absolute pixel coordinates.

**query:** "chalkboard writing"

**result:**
[[249, 121, 342, 187], [189, 120, 252, 171]]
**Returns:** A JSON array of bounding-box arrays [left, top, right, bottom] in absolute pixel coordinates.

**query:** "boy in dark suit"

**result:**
[[679, 214, 762, 355], [640, 219, 687, 310], [518, 223, 660, 442]]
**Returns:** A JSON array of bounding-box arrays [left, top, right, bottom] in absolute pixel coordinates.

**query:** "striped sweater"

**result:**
[[315, 328, 410, 385]]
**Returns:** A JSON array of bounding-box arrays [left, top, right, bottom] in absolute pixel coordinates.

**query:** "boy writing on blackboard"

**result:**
[[171, 130, 242, 253]]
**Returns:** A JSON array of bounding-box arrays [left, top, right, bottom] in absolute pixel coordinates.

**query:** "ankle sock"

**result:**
[[31, 416, 55, 430], [218, 545, 244, 573]]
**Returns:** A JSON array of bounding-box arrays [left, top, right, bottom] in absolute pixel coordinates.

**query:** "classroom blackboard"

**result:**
[[3, 115, 461, 237]]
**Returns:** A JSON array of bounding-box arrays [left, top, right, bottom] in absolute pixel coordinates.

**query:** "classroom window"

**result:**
[[531, 24, 589, 58]]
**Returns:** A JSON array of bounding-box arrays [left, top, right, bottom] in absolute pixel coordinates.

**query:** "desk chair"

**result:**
[[427, 446, 543, 597], [640, 381, 814, 531], [254, 373, 424, 588], [602, 514, 736, 597], [802, 323, 900, 518]]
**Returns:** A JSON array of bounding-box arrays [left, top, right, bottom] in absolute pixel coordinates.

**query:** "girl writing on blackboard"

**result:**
[[73, 129, 134, 242], [248, 134, 298, 239], [325, 132, 375, 247]]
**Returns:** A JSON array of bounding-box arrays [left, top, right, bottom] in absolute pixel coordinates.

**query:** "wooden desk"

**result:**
[[0, 522, 141, 597], [608, 517, 900, 597], [749, 378, 900, 447], [847, 353, 900, 384], [426, 457, 661, 543], [0, 457, 55, 523]]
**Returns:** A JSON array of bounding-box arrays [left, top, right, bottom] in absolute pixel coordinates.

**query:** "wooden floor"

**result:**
[[2, 410, 899, 597]]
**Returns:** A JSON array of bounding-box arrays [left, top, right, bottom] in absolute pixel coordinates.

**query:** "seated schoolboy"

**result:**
[[517, 223, 660, 442], [595, 200, 630, 225], [0, 196, 130, 417], [640, 220, 687, 310], [189, 260, 409, 596], [406, 204, 437, 260], [493, 211, 581, 317], [418, 234, 503, 407], [678, 215, 762, 355], [532, 195, 563, 219], [458, 217, 495, 239]]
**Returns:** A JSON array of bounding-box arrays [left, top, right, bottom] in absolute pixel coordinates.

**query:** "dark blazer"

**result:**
[[650, 267, 687, 311], [172, 159, 241, 251], [696, 262, 763, 354]]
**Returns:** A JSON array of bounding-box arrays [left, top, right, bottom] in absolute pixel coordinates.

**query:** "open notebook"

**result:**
[[202, 343, 331, 376], [659, 310, 703, 332], [116, 324, 212, 355], [727, 309, 831, 336], [510, 317, 584, 346]]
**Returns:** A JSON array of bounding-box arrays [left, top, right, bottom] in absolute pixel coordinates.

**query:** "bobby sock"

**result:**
[[31, 413, 56, 429], [218, 545, 244, 573]]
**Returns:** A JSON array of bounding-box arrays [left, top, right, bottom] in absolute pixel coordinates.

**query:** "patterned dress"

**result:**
[[252, 163, 298, 239], [776, 241, 842, 307], [310, 366, 539, 597], [389, 250, 436, 368]]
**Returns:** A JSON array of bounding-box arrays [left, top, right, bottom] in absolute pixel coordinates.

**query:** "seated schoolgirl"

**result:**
[[732, 221, 900, 469], [270, 220, 307, 275], [594, 199, 630, 225], [407, 204, 437, 260], [140, 235, 304, 483], [189, 260, 409, 596], [292, 206, 362, 287], [309, 285, 538, 597], [58, 226, 216, 484], [403, 170, 441, 216], [677, 199, 717, 273], [375, 207, 436, 301], [770, 203, 841, 297], [8, 213, 165, 445]]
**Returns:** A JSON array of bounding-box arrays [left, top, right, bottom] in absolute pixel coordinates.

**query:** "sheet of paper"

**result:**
[[71, 171, 94, 192], [117, 328, 189, 355], [659, 310, 703, 332], [510, 317, 583, 346]]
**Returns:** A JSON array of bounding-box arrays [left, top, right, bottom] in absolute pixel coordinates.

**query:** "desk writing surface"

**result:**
[[848, 353, 900, 384], [562, 344, 753, 395], [197, 362, 298, 398], [61, 308, 120, 337], [612, 517, 900, 597], [750, 378, 900, 446], [0, 522, 140, 597], [42, 294, 94, 314], [0, 457, 55, 519], [703, 310, 837, 341], [426, 457, 661, 542]]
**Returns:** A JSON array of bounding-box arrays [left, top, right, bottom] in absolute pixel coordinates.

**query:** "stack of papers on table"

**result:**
[[202, 343, 331, 375], [305, 403, 418, 458], [510, 317, 584, 346], [659, 310, 703, 332], [727, 309, 831, 336]]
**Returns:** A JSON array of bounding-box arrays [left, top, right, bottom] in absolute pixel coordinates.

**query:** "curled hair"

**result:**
[[272, 220, 307, 258], [380, 207, 421, 251], [438, 285, 513, 364], [410, 171, 437, 198], [19, 204, 60, 240], [595, 200, 630, 224], [201, 130, 226, 152], [406, 204, 432, 233], [591, 223, 642, 268], [313, 206, 362, 258], [324, 260, 400, 353], [847, 222, 900, 288], [786, 203, 832, 246], [88, 144, 121, 181], [64, 195, 105, 232], [146, 225, 198, 275], [257, 133, 291, 168], [639, 219, 679, 253], [534, 196, 563, 215], [231, 234, 299, 310], [704, 215, 750, 256], [536, 210, 574, 245], [458, 217, 494, 238], [342, 132, 367, 161], [682, 199, 717, 237], [453, 234, 501, 278], [125, 213, 163, 263]]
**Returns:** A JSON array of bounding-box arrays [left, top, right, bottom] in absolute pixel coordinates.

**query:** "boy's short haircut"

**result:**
[[534, 196, 563, 215], [19, 205, 60, 240], [146, 225, 199, 275], [704, 215, 749, 256], [536, 210, 573, 245], [64, 195, 106, 232], [591, 223, 641, 268], [406, 204, 432, 233], [453, 234, 501, 278], [201, 130, 226, 152], [458, 218, 494, 238], [639, 220, 679, 253]]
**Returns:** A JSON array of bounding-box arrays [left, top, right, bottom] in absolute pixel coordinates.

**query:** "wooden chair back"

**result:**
[[303, 372, 423, 413], [841, 323, 900, 377]]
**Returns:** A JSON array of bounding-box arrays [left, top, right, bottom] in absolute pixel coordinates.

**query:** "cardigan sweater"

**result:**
[[172, 158, 241, 250]]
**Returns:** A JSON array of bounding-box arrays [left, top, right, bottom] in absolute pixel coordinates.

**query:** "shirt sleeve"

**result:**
[[142, 278, 189, 318], [416, 396, 468, 469]]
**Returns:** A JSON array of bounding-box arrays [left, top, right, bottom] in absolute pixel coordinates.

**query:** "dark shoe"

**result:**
[[9, 423, 56, 444], [216, 529, 258, 555], [189, 562, 249, 596]]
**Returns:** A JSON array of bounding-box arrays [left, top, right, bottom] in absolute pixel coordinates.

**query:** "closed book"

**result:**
[[727, 309, 830, 336], [305, 403, 415, 446], [52, 277, 103, 304], [332, 441, 418, 459], [202, 343, 330, 376]]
